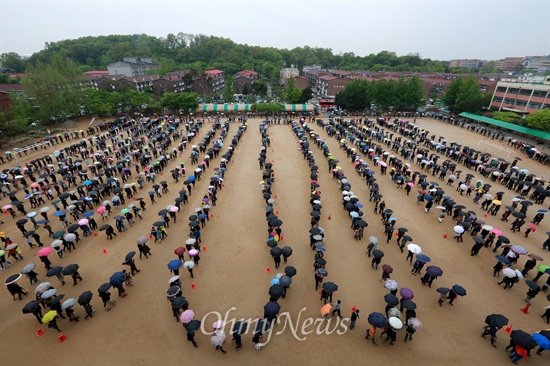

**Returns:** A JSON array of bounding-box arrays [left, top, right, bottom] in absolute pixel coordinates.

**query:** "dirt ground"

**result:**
[[0, 116, 548, 365]]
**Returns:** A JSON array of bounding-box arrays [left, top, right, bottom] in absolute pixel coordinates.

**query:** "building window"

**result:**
[[493, 97, 503, 103], [508, 88, 519, 94], [496, 87, 507, 93], [518, 89, 532, 96], [532, 90, 547, 98], [528, 102, 542, 109]]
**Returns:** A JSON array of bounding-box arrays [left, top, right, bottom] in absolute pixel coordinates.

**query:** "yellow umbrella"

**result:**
[[42, 310, 57, 324], [492, 200, 502, 205], [335, 166, 342, 170]]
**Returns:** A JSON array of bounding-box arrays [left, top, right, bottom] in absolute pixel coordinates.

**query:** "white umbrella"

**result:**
[[210, 329, 226, 346], [407, 244, 422, 254], [369, 236, 378, 245], [514, 269, 524, 279], [41, 288, 58, 299], [384, 280, 398, 291], [40, 207, 50, 213], [184, 261, 195, 269], [482, 225, 493, 231], [61, 298, 76, 310], [64, 233, 76, 242], [389, 317, 403, 330], [185, 238, 196, 245], [168, 275, 180, 284], [407, 317, 422, 329], [502, 268, 517, 278], [51, 240, 63, 248], [453, 225, 465, 234], [35, 282, 51, 294]]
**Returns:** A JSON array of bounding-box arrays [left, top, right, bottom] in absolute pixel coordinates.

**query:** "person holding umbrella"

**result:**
[[98, 286, 116, 311], [123, 255, 140, 276], [23, 300, 43, 324], [43, 311, 61, 332], [7, 275, 28, 300], [521, 257, 537, 276], [525, 282, 540, 304]]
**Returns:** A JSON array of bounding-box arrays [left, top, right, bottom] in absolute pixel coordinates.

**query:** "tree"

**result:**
[[222, 75, 234, 103], [298, 86, 313, 104], [454, 76, 486, 114], [443, 77, 463, 112], [525, 110, 550, 131], [0, 52, 27, 73], [160, 92, 199, 112], [284, 78, 302, 104], [251, 81, 267, 96], [491, 111, 521, 123], [84, 89, 113, 115], [23, 53, 84, 124], [335, 80, 372, 110]]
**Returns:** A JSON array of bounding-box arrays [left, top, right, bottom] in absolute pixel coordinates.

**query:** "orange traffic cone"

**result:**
[[58, 331, 67, 343], [93, 231, 98, 237], [280, 236, 284, 241], [276, 211, 279, 215], [202, 246, 207, 251], [133, 197, 136, 201], [210, 213, 214, 218], [265, 266, 271, 273], [274, 195, 277, 199], [483, 213, 488, 218], [36, 326, 44, 336], [191, 282, 196, 289], [443, 233, 448, 238], [394, 232, 399, 236], [328, 212, 332, 220], [318, 290, 322, 295], [102, 247, 107, 254], [520, 304, 530, 314], [504, 324, 512, 334]]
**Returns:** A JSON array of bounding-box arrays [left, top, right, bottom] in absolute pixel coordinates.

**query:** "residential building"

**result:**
[[235, 70, 258, 80], [305, 70, 328, 89], [0, 84, 23, 111], [233, 70, 258, 93], [279, 65, 299, 85], [107, 57, 159, 77], [490, 81, 550, 113], [164, 70, 191, 81], [316, 75, 349, 98], [449, 59, 482, 69], [328, 69, 358, 79], [285, 76, 309, 90], [193, 70, 225, 96], [151, 78, 189, 95]]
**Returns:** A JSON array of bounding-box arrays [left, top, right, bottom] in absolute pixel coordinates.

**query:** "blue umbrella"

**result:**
[[388, 217, 397, 221], [420, 182, 429, 187], [83, 180, 93, 185], [443, 195, 452, 199], [270, 277, 280, 285], [416, 254, 431, 263], [198, 213, 207, 219], [106, 178, 116, 183], [53, 211, 67, 217], [532, 333, 550, 350], [495, 255, 511, 265], [168, 260, 183, 270], [109, 272, 126, 287], [36, 219, 49, 225], [368, 312, 387, 328], [424, 195, 434, 201], [263, 301, 281, 317], [355, 203, 363, 208], [148, 191, 155, 195], [24, 194, 33, 199], [188, 176, 195, 182], [83, 211, 95, 217]]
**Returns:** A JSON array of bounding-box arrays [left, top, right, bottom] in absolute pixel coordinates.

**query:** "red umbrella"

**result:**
[[174, 247, 185, 255], [382, 264, 393, 274]]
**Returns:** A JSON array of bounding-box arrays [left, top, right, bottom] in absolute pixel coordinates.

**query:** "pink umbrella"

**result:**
[[528, 223, 536, 232], [180, 310, 195, 324], [96, 206, 106, 214], [2, 204, 13, 210], [78, 219, 89, 225], [169, 206, 179, 212], [38, 247, 53, 256], [491, 229, 503, 236], [379, 162, 388, 167], [407, 182, 414, 187], [188, 249, 199, 257]]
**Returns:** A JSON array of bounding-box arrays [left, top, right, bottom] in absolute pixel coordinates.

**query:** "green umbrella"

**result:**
[[52, 230, 66, 239]]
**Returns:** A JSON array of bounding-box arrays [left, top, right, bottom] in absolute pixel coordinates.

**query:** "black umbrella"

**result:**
[[426, 266, 443, 277], [451, 284, 467, 296], [99, 224, 110, 231], [357, 220, 368, 227], [187, 221, 199, 227], [315, 257, 326, 266], [67, 224, 81, 233], [269, 219, 283, 227], [485, 314, 509, 328], [498, 236, 510, 244], [16, 219, 28, 226], [309, 228, 321, 235], [23, 231, 35, 238], [78, 291, 93, 305], [232, 320, 248, 336], [525, 280, 540, 291], [268, 285, 285, 299], [266, 240, 277, 248], [368, 312, 387, 328], [188, 215, 198, 221], [61, 264, 79, 275], [322, 282, 338, 292], [372, 249, 384, 258], [125, 251, 136, 262], [46, 266, 63, 277], [98, 283, 111, 293], [266, 214, 278, 221], [512, 212, 526, 218], [22, 300, 41, 314], [472, 236, 484, 244], [402, 300, 416, 310], [171, 296, 188, 309], [398, 227, 408, 233], [384, 293, 399, 306], [254, 319, 270, 335], [185, 319, 201, 333], [510, 330, 538, 350], [158, 209, 168, 216], [310, 211, 320, 218], [282, 246, 293, 255], [270, 247, 283, 257], [50, 294, 65, 306], [284, 266, 297, 277], [263, 301, 281, 317]]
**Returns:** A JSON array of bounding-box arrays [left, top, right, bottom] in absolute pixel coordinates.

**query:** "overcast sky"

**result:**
[[1, 0, 548, 61]]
